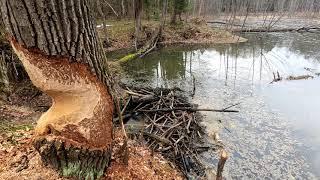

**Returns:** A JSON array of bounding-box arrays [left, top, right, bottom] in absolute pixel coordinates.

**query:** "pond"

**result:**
[[116, 32, 320, 179]]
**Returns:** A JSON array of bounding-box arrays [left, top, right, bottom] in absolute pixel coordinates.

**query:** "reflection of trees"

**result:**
[[123, 49, 187, 81], [207, 33, 320, 61], [211, 33, 278, 59], [280, 33, 320, 60], [123, 32, 319, 85]]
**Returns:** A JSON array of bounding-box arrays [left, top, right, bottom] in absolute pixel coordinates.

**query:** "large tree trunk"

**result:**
[[1, 0, 114, 179]]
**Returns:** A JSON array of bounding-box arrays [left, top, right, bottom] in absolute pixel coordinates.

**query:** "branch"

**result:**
[[137, 107, 239, 113], [102, 0, 119, 17]]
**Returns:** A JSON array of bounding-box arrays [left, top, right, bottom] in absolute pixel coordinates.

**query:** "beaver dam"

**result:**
[[117, 85, 238, 178]]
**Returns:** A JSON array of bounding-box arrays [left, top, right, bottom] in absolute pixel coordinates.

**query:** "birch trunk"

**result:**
[[0, 0, 114, 179]]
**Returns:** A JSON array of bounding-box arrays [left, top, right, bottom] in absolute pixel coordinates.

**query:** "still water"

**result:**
[[119, 33, 320, 179]]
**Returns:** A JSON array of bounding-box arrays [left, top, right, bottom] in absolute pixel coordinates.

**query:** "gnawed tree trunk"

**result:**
[[1, 0, 114, 179]]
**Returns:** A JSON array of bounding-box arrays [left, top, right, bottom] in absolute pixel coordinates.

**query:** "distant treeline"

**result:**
[[87, 0, 320, 20]]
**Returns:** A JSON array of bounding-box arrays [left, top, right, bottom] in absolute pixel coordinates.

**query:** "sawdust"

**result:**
[[0, 128, 183, 180], [0, 99, 183, 180]]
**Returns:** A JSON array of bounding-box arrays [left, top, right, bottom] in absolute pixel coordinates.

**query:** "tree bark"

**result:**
[[198, 0, 203, 17], [134, 0, 143, 50], [0, 51, 10, 95], [0, 0, 114, 179], [121, 0, 126, 17], [171, 5, 178, 24]]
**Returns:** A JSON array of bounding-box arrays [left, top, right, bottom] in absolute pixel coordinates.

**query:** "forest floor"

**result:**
[[0, 82, 184, 180], [98, 18, 247, 52]]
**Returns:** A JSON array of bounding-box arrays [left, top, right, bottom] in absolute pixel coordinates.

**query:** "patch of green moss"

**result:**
[[118, 53, 139, 63], [0, 121, 33, 134], [61, 161, 105, 180]]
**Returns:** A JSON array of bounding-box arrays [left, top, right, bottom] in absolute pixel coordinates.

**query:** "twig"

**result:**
[[222, 102, 241, 111]]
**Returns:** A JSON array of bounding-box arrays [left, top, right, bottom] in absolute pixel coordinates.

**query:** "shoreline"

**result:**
[[101, 20, 248, 54]]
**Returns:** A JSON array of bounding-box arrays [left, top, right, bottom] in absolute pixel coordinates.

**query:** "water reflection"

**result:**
[[121, 33, 320, 179]]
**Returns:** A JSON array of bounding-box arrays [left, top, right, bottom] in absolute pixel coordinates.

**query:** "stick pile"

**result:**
[[118, 86, 231, 178]]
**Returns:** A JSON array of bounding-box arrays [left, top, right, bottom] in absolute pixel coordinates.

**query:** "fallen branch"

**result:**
[[207, 21, 244, 27], [233, 27, 320, 33], [128, 130, 172, 145], [102, 0, 119, 17]]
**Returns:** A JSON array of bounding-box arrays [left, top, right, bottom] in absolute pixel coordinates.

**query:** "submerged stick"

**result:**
[[137, 107, 239, 113], [216, 149, 228, 180]]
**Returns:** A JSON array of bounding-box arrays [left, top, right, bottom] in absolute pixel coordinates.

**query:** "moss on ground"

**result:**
[[0, 120, 33, 134]]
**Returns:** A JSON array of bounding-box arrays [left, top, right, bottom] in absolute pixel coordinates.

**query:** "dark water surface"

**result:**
[[117, 33, 320, 179]]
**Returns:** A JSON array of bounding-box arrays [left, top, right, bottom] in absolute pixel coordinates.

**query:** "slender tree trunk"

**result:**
[[134, 0, 143, 50], [97, 0, 110, 47], [171, 1, 178, 24], [0, 51, 10, 95], [198, 0, 203, 17], [121, 0, 126, 17], [0, 0, 114, 179], [160, 0, 168, 31]]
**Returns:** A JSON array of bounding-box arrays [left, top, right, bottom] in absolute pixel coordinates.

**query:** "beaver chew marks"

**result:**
[[11, 40, 114, 179]]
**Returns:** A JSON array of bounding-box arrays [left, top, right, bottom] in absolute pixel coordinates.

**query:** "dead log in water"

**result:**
[[232, 27, 320, 33], [137, 107, 239, 113]]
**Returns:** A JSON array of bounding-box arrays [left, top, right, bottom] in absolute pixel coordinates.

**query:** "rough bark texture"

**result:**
[[0, 51, 10, 97], [1, 0, 111, 86], [1, 0, 114, 179]]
